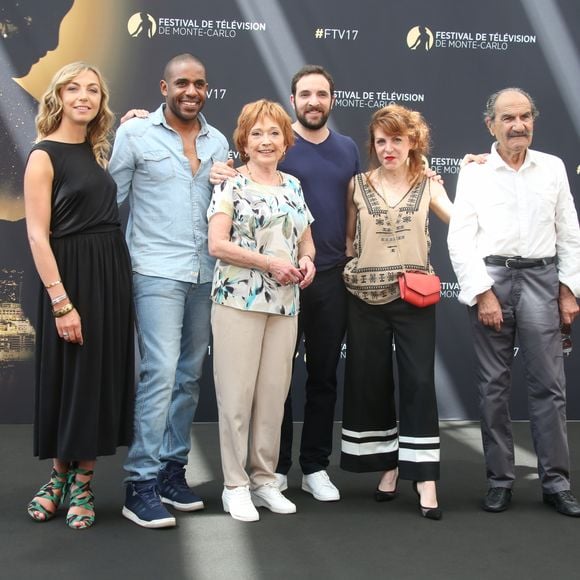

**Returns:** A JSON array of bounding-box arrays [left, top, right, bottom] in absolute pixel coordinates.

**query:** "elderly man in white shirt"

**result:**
[[448, 87, 580, 517]]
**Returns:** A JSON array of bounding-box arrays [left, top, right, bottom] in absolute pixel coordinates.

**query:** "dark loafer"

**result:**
[[543, 490, 580, 517], [482, 487, 512, 512]]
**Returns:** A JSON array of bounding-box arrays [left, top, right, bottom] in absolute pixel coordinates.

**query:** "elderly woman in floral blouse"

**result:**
[[208, 99, 315, 522]]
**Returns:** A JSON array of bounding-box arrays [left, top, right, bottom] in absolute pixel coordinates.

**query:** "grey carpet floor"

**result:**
[[1, 422, 580, 580]]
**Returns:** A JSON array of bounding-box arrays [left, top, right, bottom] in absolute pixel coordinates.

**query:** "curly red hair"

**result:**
[[368, 104, 431, 183]]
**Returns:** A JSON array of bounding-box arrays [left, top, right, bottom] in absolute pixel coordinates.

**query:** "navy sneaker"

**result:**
[[158, 461, 204, 512], [122, 480, 176, 528]]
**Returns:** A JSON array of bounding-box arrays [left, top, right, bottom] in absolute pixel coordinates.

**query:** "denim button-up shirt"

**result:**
[[109, 105, 228, 284]]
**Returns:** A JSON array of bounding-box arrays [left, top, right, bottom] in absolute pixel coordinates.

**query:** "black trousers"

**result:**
[[277, 266, 347, 475], [340, 294, 440, 481]]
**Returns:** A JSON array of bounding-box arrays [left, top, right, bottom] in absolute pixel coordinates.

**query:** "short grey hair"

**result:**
[[483, 88, 539, 121]]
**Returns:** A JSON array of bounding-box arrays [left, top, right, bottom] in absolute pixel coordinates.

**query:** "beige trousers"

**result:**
[[211, 303, 297, 487]]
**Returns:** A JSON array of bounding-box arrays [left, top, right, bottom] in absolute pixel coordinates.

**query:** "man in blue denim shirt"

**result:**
[[109, 53, 228, 528]]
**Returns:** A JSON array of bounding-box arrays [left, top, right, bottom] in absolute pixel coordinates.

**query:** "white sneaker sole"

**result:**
[[222, 500, 260, 522], [301, 482, 340, 502], [251, 494, 297, 514], [122, 506, 176, 528], [160, 496, 205, 512]]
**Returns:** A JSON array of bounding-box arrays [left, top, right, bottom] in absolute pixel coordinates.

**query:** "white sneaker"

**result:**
[[222, 486, 259, 522], [274, 473, 288, 491], [302, 470, 340, 501], [251, 483, 296, 514]]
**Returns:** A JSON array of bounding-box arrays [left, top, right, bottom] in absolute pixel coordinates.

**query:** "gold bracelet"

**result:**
[[45, 279, 62, 289], [53, 303, 74, 318], [300, 254, 313, 262], [265, 256, 271, 271]]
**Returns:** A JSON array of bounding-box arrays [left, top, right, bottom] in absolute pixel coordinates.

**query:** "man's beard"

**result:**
[[296, 107, 330, 130]]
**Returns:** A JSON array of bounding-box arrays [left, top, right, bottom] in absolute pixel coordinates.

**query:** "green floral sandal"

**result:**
[[66, 467, 95, 530], [27, 467, 70, 522]]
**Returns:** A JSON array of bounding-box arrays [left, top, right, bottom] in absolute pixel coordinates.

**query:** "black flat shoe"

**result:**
[[412, 481, 442, 520], [374, 476, 399, 502]]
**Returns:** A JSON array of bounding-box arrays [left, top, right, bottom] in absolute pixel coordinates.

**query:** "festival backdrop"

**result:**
[[1, 0, 579, 422]]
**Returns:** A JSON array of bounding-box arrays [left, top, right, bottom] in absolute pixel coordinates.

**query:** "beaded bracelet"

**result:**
[[50, 293, 68, 306], [45, 280, 62, 289], [53, 303, 74, 318]]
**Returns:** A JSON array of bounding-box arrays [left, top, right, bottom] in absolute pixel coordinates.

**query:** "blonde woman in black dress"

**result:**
[[24, 62, 134, 529]]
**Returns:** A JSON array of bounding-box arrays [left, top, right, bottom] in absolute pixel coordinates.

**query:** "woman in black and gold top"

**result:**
[[341, 105, 451, 519]]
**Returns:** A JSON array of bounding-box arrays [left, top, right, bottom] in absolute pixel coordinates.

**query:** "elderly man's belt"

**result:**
[[484, 255, 556, 269]]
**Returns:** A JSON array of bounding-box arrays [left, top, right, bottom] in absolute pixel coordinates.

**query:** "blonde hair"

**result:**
[[368, 104, 431, 184], [35, 62, 114, 168], [233, 99, 295, 163]]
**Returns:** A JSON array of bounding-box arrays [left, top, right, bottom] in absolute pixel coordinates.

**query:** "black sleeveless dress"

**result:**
[[31, 140, 134, 460]]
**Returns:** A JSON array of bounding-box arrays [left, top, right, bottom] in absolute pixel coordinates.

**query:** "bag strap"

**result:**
[[382, 177, 431, 274]]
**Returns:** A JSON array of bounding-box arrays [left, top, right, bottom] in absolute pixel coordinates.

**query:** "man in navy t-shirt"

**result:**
[[276, 66, 359, 501]]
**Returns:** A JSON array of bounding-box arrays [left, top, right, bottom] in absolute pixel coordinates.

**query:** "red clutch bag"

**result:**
[[398, 271, 441, 308]]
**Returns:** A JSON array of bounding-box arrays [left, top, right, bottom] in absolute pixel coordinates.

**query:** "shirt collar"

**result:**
[[488, 141, 537, 171], [152, 104, 210, 136]]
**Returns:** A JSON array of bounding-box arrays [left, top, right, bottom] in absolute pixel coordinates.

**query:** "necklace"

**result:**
[[374, 169, 413, 208], [246, 163, 283, 185]]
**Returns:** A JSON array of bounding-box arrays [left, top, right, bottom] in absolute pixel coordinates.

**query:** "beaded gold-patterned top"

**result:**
[[343, 172, 433, 305]]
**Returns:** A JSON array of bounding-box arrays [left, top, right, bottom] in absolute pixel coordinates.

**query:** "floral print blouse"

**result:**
[[207, 171, 314, 316]]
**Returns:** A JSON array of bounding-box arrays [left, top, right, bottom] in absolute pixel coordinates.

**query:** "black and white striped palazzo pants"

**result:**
[[341, 293, 440, 481]]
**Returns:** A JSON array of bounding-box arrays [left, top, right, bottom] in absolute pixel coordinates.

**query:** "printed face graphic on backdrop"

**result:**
[[0, 0, 74, 77], [0, 1, 73, 352], [0, 0, 74, 214]]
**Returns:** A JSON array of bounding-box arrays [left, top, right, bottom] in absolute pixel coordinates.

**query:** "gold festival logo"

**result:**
[[407, 26, 434, 51], [128, 12, 156, 38]]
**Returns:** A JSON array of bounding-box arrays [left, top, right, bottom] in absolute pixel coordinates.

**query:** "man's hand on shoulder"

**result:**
[[210, 160, 236, 185], [120, 109, 150, 124], [461, 153, 489, 167], [423, 166, 444, 185], [476, 288, 503, 331]]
